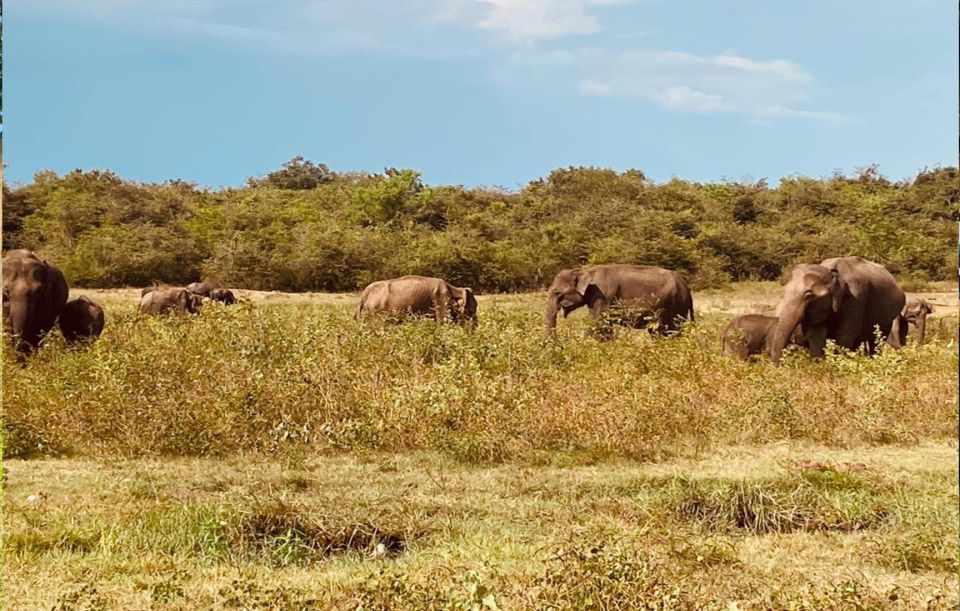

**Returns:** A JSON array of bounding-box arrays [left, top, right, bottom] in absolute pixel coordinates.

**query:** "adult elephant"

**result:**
[[769, 256, 905, 362], [59, 296, 105, 343], [139, 288, 203, 315], [544, 264, 694, 335], [2, 249, 69, 353], [355, 275, 477, 325]]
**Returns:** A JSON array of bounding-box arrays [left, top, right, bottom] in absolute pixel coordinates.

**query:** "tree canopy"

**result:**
[[5, 159, 956, 291]]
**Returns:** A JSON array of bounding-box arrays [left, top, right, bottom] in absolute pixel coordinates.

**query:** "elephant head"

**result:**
[[208, 288, 237, 305], [452, 287, 478, 325], [769, 264, 846, 362], [544, 268, 595, 331]]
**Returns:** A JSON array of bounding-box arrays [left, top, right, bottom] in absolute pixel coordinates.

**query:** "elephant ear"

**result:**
[[574, 271, 596, 297], [829, 269, 847, 313], [462, 288, 475, 309]]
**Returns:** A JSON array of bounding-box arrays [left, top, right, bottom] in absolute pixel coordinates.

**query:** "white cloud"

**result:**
[[579, 79, 613, 96], [475, 0, 631, 43], [510, 47, 841, 121], [19, 0, 839, 121]]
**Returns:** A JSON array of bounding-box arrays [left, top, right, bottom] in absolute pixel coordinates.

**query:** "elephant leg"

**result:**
[[805, 324, 828, 359], [833, 297, 867, 352], [432, 296, 447, 323], [588, 297, 610, 320]]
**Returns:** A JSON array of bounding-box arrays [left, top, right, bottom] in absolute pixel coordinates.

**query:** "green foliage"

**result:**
[[5, 162, 956, 290], [246, 156, 334, 190]]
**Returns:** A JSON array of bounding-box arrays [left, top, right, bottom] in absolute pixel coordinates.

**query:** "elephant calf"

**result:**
[[722, 313, 806, 361], [207, 288, 237, 305], [139, 288, 203, 315], [891, 299, 934, 346], [355, 275, 477, 325], [185, 281, 221, 298], [59, 296, 105, 343], [722, 314, 779, 360]]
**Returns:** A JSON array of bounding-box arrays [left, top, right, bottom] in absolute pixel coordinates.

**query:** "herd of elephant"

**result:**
[[2, 249, 934, 364]]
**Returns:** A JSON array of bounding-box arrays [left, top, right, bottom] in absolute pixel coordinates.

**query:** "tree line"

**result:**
[[3, 157, 957, 292]]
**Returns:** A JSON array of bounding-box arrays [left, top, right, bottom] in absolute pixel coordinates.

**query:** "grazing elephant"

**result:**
[[207, 288, 237, 305], [2, 249, 69, 353], [891, 299, 934, 347], [722, 314, 778, 360], [544, 264, 694, 335], [59, 296, 105, 343], [769, 257, 905, 362], [722, 314, 805, 360], [185, 281, 220, 297], [355, 275, 477, 325], [139, 288, 203, 315]]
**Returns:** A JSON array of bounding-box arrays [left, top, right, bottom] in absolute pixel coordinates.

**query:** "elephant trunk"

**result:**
[[769, 301, 804, 363], [544, 296, 559, 333], [7, 294, 36, 352], [915, 314, 927, 345]]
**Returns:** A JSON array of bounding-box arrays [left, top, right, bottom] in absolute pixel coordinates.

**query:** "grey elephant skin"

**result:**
[[139, 288, 203, 315], [722, 314, 779, 360], [185, 282, 221, 297], [769, 256, 905, 362], [355, 275, 477, 325], [207, 288, 237, 305], [2, 249, 69, 353], [59, 296, 106, 343], [544, 264, 694, 335], [891, 299, 934, 346]]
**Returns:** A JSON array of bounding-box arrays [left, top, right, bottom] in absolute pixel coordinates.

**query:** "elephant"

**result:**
[[891, 299, 934, 346], [185, 282, 221, 297], [59, 296, 105, 343], [769, 256, 905, 362], [2, 249, 69, 353], [722, 314, 778, 360], [207, 288, 237, 305], [544, 264, 694, 336], [722, 314, 806, 360], [355, 275, 477, 325], [139, 287, 203, 315]]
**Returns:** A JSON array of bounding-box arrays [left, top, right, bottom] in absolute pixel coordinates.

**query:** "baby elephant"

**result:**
[[356, 275, 477, 325], [890, 299, 934, 347], [58, 296, 105, 343], [207, 288, 237, 305], [722, 314, 779, 360], [139, 288, 202, 315]]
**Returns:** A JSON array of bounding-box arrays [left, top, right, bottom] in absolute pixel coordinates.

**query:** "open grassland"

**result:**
[[3, 283, 958, 609], [3, 445, 957, 609]]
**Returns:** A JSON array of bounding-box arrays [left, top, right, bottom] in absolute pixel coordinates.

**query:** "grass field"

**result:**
[[3, 282, 958, 609]]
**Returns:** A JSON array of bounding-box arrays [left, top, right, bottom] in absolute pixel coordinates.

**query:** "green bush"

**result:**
[[5, 161, 955, 290]]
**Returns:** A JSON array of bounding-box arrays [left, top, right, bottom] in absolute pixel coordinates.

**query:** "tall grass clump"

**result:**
[[4, 298, 957, 460]]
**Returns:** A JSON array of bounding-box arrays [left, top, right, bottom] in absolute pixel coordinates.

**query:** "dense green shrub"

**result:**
[[5, 161, 956, 290]]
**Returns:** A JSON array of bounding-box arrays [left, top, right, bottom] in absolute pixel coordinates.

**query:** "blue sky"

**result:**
[[6, 0, 957, 189]]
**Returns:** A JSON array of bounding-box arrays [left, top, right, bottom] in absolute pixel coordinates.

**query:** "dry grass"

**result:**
[[4, 288, 958, 460], [3, 284, 957, 608], [3, 444, 956, 609]]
